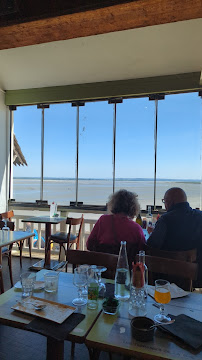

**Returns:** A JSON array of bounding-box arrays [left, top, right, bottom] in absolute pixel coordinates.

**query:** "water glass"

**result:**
[[72, 267, 88, 306], [20, 272, 36, 298], [95, 266, 107, 297], [44, 271, 59, 293], [79, 264, 90, 299]]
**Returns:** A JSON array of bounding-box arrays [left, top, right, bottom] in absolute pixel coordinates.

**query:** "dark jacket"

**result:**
[[147, 202, 202, 287]]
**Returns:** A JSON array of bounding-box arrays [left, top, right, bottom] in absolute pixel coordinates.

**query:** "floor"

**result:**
[[0, 255, 123, 360]]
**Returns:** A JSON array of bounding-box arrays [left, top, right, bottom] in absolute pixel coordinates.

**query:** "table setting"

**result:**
[[1, 249, 202, 360]]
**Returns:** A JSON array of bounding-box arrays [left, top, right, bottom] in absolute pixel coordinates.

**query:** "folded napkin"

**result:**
[[25, 313, 85, 341], [148, 283, 189, 299], [160, 314, 202, 349]]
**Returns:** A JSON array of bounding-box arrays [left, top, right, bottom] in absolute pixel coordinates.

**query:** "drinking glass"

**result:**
[[79, 264, 90, 299], [44, 271, 59, 293], [72, 267, 88, 306], [95, 266, 107, 290], [95, 266, 107, 297], [20, 272, 36, 298], [154, 279, 171, 323]]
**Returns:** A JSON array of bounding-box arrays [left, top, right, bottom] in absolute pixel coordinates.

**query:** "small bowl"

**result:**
[[130, 317, 155, 342], [102, 304, 119, 315], [102, 298, 119, 315]]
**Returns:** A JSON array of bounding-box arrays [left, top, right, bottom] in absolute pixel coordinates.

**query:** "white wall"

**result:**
[[0, 90, 9, 212]]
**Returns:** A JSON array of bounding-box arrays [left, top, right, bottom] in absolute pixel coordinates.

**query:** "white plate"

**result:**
[[14, 281, 45, 290]]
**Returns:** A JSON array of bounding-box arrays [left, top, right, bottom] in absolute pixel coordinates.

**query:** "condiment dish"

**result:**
[[131, 317, 155, 342]]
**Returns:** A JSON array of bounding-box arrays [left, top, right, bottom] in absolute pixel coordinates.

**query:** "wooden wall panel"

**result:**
[[0, 0, 202, 50]]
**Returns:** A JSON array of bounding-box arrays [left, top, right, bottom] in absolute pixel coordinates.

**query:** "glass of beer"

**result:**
[[154, 279, 171, 323]]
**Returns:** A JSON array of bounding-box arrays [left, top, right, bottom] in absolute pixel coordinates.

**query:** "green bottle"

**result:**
[[136, 213, 143, 227]]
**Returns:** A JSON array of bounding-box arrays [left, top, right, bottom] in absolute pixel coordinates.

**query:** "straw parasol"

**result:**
[[13, 134, 27, 166]]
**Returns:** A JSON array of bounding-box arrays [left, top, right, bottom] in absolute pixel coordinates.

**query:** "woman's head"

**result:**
[[107, 189, 140, 218]]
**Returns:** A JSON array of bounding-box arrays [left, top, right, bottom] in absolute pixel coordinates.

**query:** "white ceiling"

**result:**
[[0, 18, 201, 91]]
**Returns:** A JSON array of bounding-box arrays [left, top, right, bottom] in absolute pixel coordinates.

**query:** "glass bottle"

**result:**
[[138, 250, 148, 298], [114, 241, 130, 301], [147, 206, 153, 234], [147, 206, 152, 226], [129, 262, 146, 317], [87, 265, 99, 310], [136, 213, 143, 227], [2, 219, 10, 241]]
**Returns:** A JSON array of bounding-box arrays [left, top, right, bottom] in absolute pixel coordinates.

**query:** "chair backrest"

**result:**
[[66, 215, 84, 250], [66, 249, 118, 279], [146, 246, 197, 262], [92, 242, 139, 270], [0, 210, 14, 221], [145, 255, 198, 291], [0, 221, 15, 231]]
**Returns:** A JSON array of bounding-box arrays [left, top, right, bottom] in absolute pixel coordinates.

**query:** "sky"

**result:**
[[13, 92, 202, 180]]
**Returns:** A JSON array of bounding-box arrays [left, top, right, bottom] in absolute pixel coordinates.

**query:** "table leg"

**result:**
[[44, 223, 51, 266], [46, 337, 64, 360], [87, 347, 100, 360]]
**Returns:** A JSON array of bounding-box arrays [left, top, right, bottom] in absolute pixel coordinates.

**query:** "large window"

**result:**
[[115, 98, 155, 210], [13, 105, 41, 202], [156, 93, 201, 209], [12, 92, 202, 210], [43, 103, 76, 205], [78, 101, 113, 205]]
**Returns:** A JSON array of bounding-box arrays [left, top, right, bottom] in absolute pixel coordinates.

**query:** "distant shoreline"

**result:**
[[13, 177, 201, 183]]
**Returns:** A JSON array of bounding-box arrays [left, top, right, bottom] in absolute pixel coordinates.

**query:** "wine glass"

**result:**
[[95, 266, 107, 295], [72, 267, 88, 306], [79, 264, 90, 299], [154, 279, 171, 323]]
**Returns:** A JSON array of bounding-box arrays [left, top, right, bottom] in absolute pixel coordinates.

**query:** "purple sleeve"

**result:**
[[138, 227, 146, 250], [86, 218, 101, 251]]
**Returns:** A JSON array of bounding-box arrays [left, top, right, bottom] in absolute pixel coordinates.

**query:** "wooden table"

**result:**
[[0, 230, 35, 292], [22, 216, 66, 270], [0, 270, 102, 360], [86, 291, 202, 360]]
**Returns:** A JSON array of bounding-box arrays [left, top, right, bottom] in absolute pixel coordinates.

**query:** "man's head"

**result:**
[[163, 187, 187, 211]]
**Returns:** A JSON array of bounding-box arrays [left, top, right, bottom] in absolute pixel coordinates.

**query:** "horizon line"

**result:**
[[13, 177, 201, 182]]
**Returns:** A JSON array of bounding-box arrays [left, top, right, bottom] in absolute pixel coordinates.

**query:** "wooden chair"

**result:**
[[0, 210, 14, 221], [0, 220, 15, 292], [91, 243, 140, 270], [66, 249, 118, 279], [0, 210, 32, 267], [145, 247, 198, 290], [47, 215, 84, 271], [146, 246, 197, 262], [145, 255, 198, 291]]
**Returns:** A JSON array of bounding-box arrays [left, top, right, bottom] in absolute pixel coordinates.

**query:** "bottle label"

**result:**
[[132, 263, 144, 288], [88, 284, 99, 300]]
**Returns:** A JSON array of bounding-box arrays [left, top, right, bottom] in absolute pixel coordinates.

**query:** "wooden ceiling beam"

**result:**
[[0, 0, 202, 50]]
